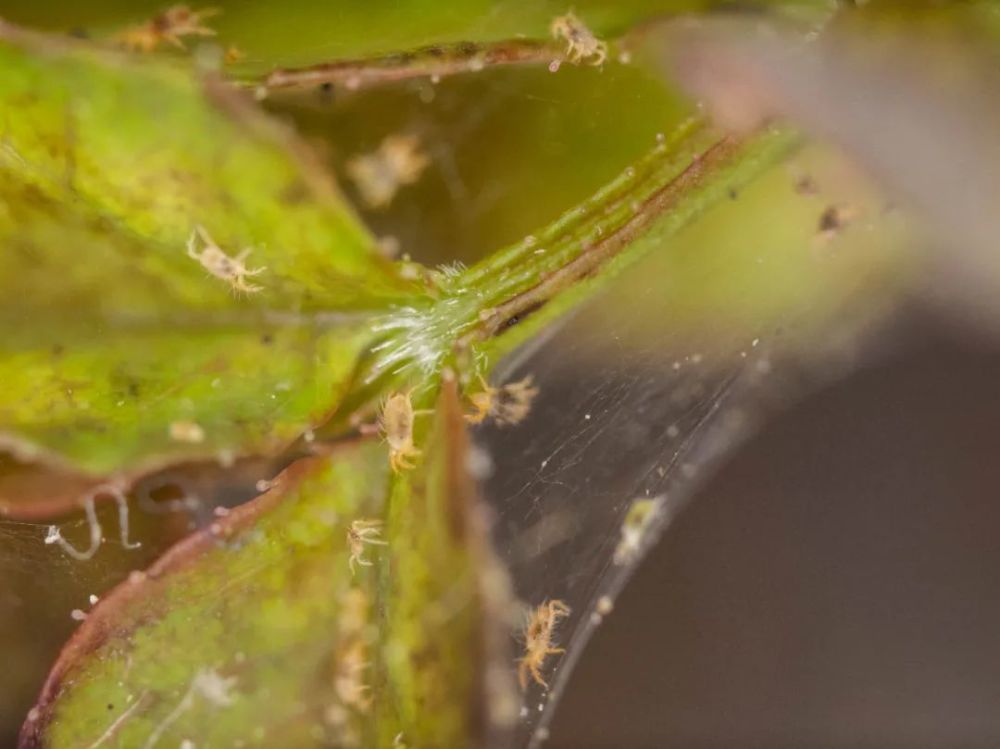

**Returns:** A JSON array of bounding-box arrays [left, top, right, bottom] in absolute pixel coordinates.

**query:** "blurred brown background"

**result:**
[[548, 328, 1000, 748]]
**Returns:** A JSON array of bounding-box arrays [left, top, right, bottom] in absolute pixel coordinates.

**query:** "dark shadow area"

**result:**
[[549, 335, 1000, 748]]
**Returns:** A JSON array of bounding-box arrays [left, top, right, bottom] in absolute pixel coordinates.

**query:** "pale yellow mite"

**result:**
[[518, 599, 571, 690], [325, 588, 373, 743], [347, 519, 387, 574], [117, 5, 219, 53], [465, 375, 539, 426], [613, 496, 664, 565], [346, 134, 431, 210], [168, 419, 205, 444], [378, 391, 428, 472], [187, 225, 266, 294], [550, 12, 607, 66]]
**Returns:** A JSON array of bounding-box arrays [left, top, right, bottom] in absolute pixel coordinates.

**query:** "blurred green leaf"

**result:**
[[0, 26, 423, 479], [21, 443, 390, 748], [23, 382, 514, 749], [377, 377, 517, 747], [1, 1, 840, 74]]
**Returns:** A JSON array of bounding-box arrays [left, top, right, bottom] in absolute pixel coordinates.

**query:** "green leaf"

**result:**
[[0, 324, 371, 477], [23, 383, 514, 749], [0, 25, 413, 313], [1, 1, 841, 76], [21, 443, 389, 749], [377, 377, 517, 747], [0, 25, 423, 479]]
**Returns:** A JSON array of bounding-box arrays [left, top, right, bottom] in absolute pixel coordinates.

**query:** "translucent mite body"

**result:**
[[465, 375, 539, 426], [379, 391, 424, 472], [346, 134, 430, 210], [118, 5, 218, 53], [187, 225, 266, 294], [518, 599, 571, 689], [550, 12, 607, 66], [347, 519, 387, 574], [613, 496, 664, 565]]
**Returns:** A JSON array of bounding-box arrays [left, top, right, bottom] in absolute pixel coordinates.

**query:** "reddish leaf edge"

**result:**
[[15, 447, 353, 749]]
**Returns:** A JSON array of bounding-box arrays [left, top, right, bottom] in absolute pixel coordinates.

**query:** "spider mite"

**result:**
[[117, 5, 219, 53], [347, 519, 387, 574], [550, 12, 607, 66], [518, 599, 571, 690], [187, 225, 266, 294], [378, 391, 433, 472], [328, 587, 373, 729], [465, 375, 539, 427], [168, 419, 205, 444], [346, 134, 430, 210]]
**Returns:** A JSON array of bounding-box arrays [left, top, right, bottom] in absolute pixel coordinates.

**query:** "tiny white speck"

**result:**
[[752, 338, 760, 347], [70, 609, 86, 621], [88, 594, 99, 606], [584, 413, 591, 420]]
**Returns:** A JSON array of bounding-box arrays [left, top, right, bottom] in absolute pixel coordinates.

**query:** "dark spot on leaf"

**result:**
[[317, 82, 335, 103], [260, 333, 274, 345], [458, 41, 478, 56], [818, 204, 853, 235], [794, 174, 819, 195], [128, 382, 140, 398], [498, 301, 545, 334], [819, 207, 839, 231], [728, 188, 739, 200], [51, 344, 64, 357], [280, 180, 310, 205]]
